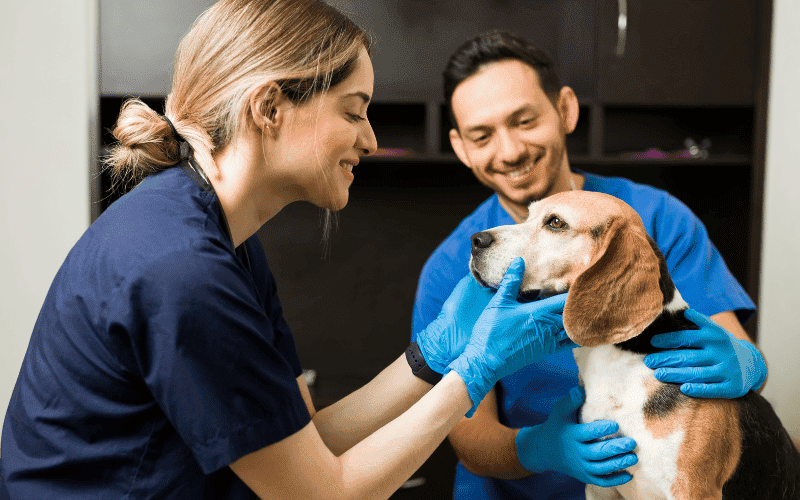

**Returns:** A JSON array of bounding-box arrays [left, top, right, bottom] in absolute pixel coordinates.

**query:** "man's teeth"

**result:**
[[508, 163, 532, 178]]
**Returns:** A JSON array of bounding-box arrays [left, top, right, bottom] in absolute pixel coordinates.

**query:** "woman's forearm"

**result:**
[[312, 353, 434, 455], [336, 370, 472, 499], [231, 370, 472, 500]]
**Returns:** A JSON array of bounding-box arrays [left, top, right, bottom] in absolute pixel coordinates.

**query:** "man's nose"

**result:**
[[496, 129, 527, 165]]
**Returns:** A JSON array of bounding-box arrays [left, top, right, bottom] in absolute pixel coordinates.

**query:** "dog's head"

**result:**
[[470, 191, 666, 347]]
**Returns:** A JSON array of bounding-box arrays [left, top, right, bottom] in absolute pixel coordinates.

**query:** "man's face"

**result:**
[[449, 59, 577, 210]]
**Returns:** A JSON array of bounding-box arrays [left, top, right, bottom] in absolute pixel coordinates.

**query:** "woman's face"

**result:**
[[273, 46, 377, 211]]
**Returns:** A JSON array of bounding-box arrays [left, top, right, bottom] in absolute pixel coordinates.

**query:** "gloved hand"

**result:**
[[516, 386, 637, 487], [644, 309, 767, 398], [415, 274, 495, 374], [446, 257, 577, 414]]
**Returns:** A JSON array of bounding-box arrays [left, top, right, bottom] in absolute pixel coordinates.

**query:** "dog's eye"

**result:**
[[546, 216, 567, 230]]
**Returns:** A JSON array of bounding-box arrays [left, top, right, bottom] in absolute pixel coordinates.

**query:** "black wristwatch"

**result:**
[[405, 340, 444, 385]]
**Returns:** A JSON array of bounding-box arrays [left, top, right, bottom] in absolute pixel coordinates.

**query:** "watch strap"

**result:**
[[405, 340, 443, 385]]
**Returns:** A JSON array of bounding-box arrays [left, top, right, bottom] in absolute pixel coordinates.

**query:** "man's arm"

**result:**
[[710, 310, 752, 342], [447, 388, 531, 480], [710, 310, 767, 391]]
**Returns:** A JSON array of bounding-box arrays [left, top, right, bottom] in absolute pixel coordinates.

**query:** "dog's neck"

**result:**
[[615, 307, 697, 355], [614, 236, 698, 355]]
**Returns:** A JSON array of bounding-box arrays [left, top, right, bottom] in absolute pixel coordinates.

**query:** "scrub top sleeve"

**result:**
[[120, 246, 311, 474], [653, 195, 755, 322]]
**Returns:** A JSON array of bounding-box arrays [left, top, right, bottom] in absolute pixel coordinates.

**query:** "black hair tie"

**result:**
[[161, 115, 191, 162]]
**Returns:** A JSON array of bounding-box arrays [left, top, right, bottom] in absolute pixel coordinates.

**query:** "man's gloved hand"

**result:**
[[644, 309, 767, 398], [446, 257, 578, 414], [415, 274, 495, 374], [516, 386, 637, 487]]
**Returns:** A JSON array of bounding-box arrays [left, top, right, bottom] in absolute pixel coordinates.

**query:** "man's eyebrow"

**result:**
[[343, 91, 371, 104]]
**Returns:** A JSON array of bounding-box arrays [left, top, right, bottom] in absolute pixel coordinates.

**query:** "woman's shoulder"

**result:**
[[78, 169, 232, 288]]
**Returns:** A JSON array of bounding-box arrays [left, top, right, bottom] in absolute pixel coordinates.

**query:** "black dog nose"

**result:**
[[471, 231, 495, 250]]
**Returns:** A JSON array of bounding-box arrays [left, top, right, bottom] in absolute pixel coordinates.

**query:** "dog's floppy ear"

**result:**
[[563, 217, 663, 347]]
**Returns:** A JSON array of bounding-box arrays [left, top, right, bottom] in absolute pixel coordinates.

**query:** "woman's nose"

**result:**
[[358, 119, 378, 156]]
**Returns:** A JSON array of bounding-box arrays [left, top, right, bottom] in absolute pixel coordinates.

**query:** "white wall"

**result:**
[[758, 0, 800, 440], [0, 0, 97, 447]]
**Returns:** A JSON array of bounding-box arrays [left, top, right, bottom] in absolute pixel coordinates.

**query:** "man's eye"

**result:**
[[547, 216, 567, 230]]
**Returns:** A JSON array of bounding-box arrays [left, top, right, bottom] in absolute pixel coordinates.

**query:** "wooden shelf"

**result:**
[[363, 152, 751, 167]]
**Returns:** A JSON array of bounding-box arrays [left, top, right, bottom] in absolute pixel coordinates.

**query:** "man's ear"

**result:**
[[248, 82, 285, 134], [449, 128, 473, 169], [556, 86, 579, 135]]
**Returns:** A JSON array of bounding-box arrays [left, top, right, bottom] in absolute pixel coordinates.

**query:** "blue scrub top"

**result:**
[[2, 167, 311, 499], [412, 169, 755, 500]]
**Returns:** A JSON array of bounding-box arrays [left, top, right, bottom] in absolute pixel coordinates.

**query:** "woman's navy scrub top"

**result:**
[[1, 166, 311, 499]]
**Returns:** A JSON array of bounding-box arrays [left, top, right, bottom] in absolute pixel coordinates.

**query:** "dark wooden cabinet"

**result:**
[[595, 0, 758, 105]]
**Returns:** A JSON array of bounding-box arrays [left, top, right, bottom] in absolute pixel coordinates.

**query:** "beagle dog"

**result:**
[[469, 190, 800, 500]]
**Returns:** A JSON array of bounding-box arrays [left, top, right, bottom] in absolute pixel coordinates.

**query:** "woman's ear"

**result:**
[[556, 86, 579, 135], [563, 218, 663, 347], [248, 82, 284, 134]]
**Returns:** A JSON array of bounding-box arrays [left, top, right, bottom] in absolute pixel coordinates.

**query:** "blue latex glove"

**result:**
[[415, 274, 495, 374], [447, 257, 578, 414], [644, 309, 767, 398], [516, 386, 637, 487]]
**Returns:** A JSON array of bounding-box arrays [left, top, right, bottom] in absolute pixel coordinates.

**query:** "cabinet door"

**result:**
[[333, 0, 597, 101], [596, 0, 757, 104]]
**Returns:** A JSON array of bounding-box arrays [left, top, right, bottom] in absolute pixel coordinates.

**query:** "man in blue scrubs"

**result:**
[[411, 30, 764, 499]]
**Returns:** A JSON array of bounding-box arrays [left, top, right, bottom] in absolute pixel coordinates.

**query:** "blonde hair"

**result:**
[[105, 0, 371, 211]]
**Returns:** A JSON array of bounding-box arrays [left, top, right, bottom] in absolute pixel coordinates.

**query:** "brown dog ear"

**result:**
[[563, 217, 663, 347]]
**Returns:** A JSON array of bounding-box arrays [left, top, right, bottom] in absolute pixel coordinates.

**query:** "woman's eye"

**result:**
[[348, 113, 366, 123], [547, 216, 567, 230]]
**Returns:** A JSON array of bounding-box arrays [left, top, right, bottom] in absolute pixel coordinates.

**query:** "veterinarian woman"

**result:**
[[0, 1, 583, 499]]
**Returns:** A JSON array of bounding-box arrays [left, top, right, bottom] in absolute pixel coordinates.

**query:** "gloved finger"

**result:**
[[528, 292, 568, 314], [654, 366, 727, 384], [573, 420, 620, 443], [680, 382, 739, 399], [644, 350, 718, 369], [552, 386, 586, 419], [587, 470, 634, 488], [556, 336, 579, 352], [495, 257, 525, 302], [650, 330, 710, 349], [683, 308, 719, 330], [583, 437, 637, 461], [584, 452, 638, 476]]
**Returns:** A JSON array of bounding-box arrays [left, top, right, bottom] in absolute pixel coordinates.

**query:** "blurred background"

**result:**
[[2, 1, 798, 497]]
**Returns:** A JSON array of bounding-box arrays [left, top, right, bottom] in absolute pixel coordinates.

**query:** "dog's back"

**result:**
[[723, 390, 800, 499]]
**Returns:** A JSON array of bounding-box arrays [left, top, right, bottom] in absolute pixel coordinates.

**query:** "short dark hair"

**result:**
[[443, 30, 561, 130]]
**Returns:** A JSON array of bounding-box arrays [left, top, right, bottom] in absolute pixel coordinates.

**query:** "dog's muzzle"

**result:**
[[470, 231, 494, 288], [471, 231, 494, 256]]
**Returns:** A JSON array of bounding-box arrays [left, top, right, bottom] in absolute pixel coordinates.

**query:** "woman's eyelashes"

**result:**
[[347, 111, 367, 123]]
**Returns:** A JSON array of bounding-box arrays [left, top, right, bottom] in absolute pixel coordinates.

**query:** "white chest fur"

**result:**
[[574, 346, 684, 500]]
